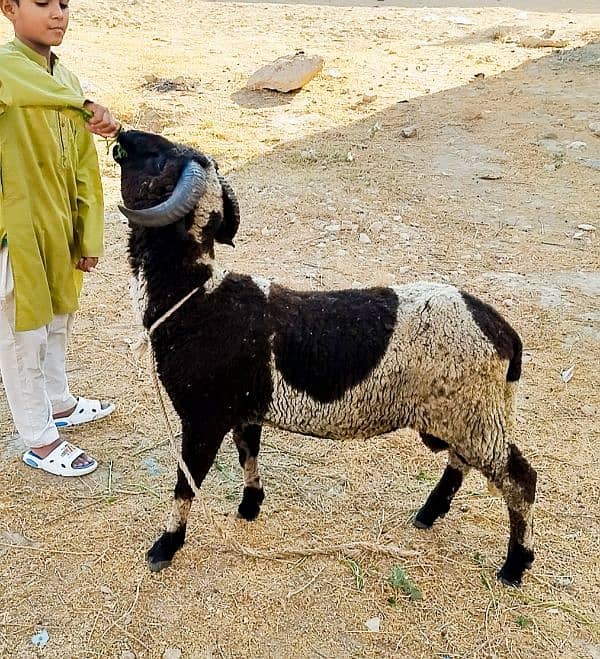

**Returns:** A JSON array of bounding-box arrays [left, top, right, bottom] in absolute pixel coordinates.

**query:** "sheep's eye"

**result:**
[[153, 156, 167, 174]]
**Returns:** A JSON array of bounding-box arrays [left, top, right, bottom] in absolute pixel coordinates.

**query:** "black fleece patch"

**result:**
[[269, 285, 398, 403], [461, 291, 523, 382]]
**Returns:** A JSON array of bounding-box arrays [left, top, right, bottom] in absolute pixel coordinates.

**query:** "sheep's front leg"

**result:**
[[414, 449, 470, 529], [147, 422, 225, 572], [232, 424, 265, 521]]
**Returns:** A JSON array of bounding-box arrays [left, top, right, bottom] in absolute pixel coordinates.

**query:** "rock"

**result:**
[[567, 141, 587, 150], [246, 52, 324, 92], [325, 224, 341, 233], [581, 158, 600, 171], [359, 233, 371, 244], [519, 35, 568, 49], [589, 122, 600, 137], [578, 223, 596, 232], [121, 652, 136, 659], [361, 93, 377, 104], [448, 14, 474, 26], [401, 125, 417, 138], [553, 575, 574, 589], [365, 616, 381, 632], [163, 649, 182, 659]]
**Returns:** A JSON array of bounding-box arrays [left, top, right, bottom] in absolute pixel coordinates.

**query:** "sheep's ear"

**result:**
[[214, 175, 240, 247]]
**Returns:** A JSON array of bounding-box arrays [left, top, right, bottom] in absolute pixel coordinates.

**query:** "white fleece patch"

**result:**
[[129, 272, 148, 324], [263, 281, 513, 469], [189, 162, 223, 245]]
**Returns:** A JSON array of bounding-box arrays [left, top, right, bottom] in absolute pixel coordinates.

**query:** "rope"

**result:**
[[135, 287, 202, 497]]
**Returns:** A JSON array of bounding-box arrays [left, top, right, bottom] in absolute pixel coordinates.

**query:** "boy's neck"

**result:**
[[15, 34, 52, 66]]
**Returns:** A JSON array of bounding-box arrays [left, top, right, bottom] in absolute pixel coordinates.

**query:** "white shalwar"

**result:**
[[0, 246, 77, 449]]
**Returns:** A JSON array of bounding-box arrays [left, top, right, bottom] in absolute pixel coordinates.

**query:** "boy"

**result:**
[[0, 0, 120, 476]]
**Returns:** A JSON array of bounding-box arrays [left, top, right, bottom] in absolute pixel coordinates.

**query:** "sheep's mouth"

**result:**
[[118, 160, 207, 228], [112, 143, 128, 163]]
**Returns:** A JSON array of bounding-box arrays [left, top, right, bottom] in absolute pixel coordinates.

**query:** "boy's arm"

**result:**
[[74, 124, 105, 260], [0, 52, 86, 119]]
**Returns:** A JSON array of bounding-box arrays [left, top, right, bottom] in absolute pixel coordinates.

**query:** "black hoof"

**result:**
[[237, 487, 264, 521], [147, 556, 172, 573], [413, 517, 432, 530], [146, 528, 185, 572], [497, 544, 534, 587], [413, 506, 441, 529]]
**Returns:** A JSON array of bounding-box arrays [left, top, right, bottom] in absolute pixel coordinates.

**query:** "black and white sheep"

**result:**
[[114, 129, 537, 586]]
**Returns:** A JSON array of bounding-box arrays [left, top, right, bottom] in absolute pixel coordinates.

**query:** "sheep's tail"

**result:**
[[506, 330, 523, 382]]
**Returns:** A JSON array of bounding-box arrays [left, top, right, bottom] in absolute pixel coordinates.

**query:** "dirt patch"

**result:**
[[1, 2, 599, 658]]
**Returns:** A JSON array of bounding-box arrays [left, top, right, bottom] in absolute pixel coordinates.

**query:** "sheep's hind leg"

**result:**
[[492, 444, 537, 587], [232, 424, 265, 521], [414, 448, 470, 529], [147, 422, 226, 572]]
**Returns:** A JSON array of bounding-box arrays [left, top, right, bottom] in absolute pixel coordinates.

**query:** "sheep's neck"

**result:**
[[132, 233, 216, 327]]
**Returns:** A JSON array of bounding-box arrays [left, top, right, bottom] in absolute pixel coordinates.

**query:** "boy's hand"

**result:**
[[76, 257, 98, 272], [83, 101, 120, 138]]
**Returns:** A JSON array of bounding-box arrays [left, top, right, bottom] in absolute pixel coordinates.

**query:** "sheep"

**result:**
[[114, 129, 537, 586]]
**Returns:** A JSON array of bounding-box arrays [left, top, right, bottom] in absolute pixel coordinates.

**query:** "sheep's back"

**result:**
[[262, 281, 518, 443]]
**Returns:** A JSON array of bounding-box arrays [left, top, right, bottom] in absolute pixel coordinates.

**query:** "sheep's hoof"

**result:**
[[147, 556, 172, 573], [412, 518, 432, 530], [497, 572, 521, 587], [497, 545, 534, 586], [237, 487, 265, 521]]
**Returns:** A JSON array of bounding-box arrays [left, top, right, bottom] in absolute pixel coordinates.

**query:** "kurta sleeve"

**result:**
[[74, 123, 105, 258], [0, 51, 87, 120]]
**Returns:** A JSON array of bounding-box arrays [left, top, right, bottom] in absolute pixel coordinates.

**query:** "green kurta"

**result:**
[[0, 38, 104, 331]]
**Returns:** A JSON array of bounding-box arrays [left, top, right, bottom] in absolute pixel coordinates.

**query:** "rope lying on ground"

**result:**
[[208, 536, 419, 560]]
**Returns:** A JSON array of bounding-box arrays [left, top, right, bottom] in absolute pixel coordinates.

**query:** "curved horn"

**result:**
[[118, 160, 206, 227]]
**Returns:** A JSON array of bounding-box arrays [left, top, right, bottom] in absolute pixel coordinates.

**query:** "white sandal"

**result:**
[[54, 396, 115, 428], [22, 440, 98, 477]]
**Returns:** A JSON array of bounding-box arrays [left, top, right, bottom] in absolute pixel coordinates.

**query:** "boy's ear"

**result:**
[[0, 0, 18, 22], [214, 175, 240, 247]]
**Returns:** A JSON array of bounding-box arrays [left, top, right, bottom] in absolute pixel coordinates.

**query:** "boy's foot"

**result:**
[[54, 396, 115, 428], [22, 439, 97, 477]]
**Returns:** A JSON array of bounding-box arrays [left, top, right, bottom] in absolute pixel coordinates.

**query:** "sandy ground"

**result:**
[[1, 1, 599, 658]]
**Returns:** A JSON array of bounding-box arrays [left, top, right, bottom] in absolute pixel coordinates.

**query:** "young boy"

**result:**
[[0, 0, 120, 476]]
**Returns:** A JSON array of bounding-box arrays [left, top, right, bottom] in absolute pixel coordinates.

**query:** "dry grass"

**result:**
[[1, 1, 600, 657]]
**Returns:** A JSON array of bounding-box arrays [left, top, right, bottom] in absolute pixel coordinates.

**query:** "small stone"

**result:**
[[352, 281, 363, 289], [325, 224, 341, 233], [503, 298, 515, 307], [577, 223, 596, 232], [588, 122, 600, 136], [120, 652, 136, 659], [361, 93, 377, 104], [567, 141, 587, 150], [519, 35, 568, 49], [163, 649, 182, 659], [359, 233, 371, 244], [581, 159, 600, 171], [553, 575, 573, 589], [401, 125, 417, 138], [365, 616, 381, 632], [581, 404, 597, 417]]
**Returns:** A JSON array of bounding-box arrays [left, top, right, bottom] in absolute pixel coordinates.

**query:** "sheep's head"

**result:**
[[113, 129, 239, 247]]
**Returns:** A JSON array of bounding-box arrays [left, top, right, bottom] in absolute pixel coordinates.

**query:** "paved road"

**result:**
[[212, 0, 599, 12]]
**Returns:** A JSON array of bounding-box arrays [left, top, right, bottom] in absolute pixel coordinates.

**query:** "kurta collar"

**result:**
[[11, 37, 59, 72]]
